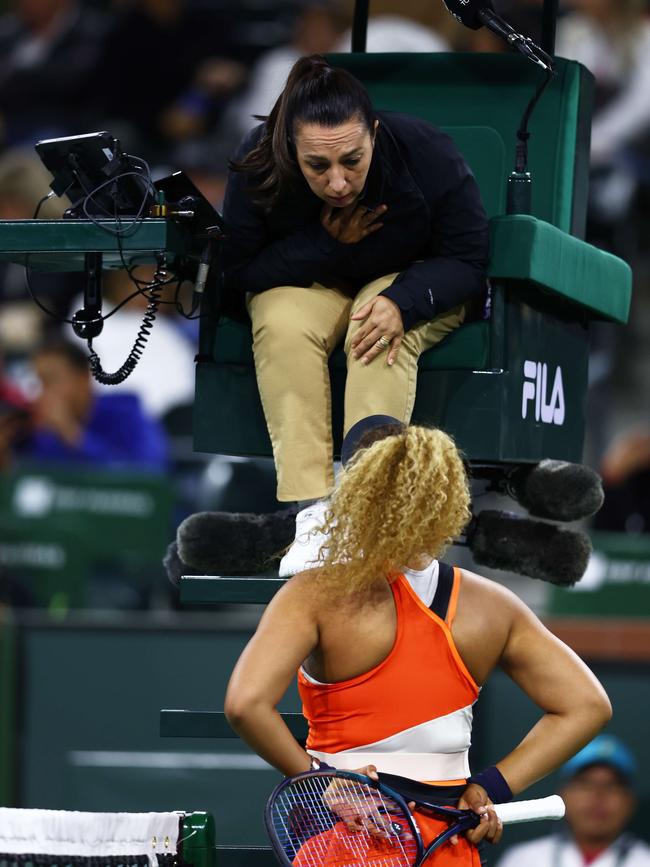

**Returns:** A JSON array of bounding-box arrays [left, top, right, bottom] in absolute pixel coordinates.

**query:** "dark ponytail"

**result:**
[[231, 55, 375, 209]]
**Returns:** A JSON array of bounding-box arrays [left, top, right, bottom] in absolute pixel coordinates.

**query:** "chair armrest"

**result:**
[[488, 215, 632, 324]]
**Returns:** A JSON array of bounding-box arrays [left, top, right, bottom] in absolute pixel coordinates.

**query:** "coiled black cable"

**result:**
[[86, 255, 166, 385]]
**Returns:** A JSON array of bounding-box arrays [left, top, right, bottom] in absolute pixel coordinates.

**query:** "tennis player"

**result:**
[[225, 425, 612, 864]]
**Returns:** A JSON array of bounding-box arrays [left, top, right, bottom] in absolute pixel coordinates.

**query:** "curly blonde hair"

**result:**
[[315, 426, 471, 595]]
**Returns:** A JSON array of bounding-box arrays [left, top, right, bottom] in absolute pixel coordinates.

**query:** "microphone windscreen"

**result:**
[[163, 539, 195, 588], [469, 510, 592, 586], [510, 460, 604, 522], [177, 508, 298, 575], [440, 0, 495, 29]]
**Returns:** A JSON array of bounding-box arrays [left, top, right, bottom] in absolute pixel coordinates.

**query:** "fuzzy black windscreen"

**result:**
[[510, 460, 604, 523], [469, 509, 592, 585], [176, 508, 298, 576]]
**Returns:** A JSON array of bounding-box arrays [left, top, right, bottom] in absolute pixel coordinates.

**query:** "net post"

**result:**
[[180, 812, 216, 867]]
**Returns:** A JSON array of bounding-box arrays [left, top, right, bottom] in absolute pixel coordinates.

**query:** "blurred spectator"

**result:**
[[15, 339, 167, 470], [557, 0, 650, 167], [95, 0, 245, 159], [335, 0, 450, 54], [0, 0, 109, 148], [84, 266, 196, 418], [227, 0, 448, 141], [556, 0, 650, 232], [593, 427, 650, 534], [0, 353, 31, 470], [496, 735, 650, 867], [227, 1, 347, 140], [0, 149, 79, 353]]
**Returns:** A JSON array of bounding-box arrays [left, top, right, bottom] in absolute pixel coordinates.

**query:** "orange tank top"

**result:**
[[298, 564, 479, 785]]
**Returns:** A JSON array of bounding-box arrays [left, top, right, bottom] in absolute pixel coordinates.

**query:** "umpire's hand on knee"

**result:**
[[350, 296, 404, 366]]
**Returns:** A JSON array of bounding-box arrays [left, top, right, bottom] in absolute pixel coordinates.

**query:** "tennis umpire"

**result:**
[[222, 54, 488, 508]]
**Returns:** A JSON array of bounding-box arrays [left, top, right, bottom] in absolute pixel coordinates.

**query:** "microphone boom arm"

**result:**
[[478, 8, 555, 72]]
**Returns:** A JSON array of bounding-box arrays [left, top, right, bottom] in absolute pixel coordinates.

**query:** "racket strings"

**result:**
[[271, 775, 418, 867]]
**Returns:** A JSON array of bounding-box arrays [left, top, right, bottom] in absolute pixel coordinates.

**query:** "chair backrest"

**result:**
[[329, 53, 593, 235], [441, 126, 507, 219]]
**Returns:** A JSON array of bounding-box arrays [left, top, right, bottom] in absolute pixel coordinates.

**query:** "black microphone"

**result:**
[[467, 510, 592, 586], [440, 0, 494, 29], [441, 0, 553, 70], [193, 242, 212, 296], [190, 224, 225, 315]]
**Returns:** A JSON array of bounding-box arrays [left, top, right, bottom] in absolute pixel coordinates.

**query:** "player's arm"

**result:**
[[494, 586, 612, 795], [224, 573, 319, 776], [454, 574, 611, 846]]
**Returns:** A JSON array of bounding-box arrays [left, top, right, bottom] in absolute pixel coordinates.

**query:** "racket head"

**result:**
[[265, 770, 423, 867]]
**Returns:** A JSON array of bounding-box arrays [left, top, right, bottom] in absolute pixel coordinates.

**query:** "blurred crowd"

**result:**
[[0, 0, 650, 609]]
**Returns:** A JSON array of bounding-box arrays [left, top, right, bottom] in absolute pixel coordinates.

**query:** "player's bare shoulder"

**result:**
[[452, 568, 534, 684], [457, 567, 527, 615], [274, 567, 346, 618], [276, 568, 324, 607]]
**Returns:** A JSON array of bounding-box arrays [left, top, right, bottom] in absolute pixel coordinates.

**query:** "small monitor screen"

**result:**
[[35, 131, 153, 218]]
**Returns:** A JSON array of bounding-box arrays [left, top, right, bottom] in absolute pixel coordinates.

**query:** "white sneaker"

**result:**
[[279, 499, 329, 577]]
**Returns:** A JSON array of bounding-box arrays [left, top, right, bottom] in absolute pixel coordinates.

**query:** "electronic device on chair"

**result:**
[[33, 133, 225, 383]]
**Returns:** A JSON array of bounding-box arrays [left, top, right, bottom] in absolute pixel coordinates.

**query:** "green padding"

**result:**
[[419, 321, 489, 370], [0, 218, 191, 271], [441, 126, 507, 218], [489, 215, 632, 323]]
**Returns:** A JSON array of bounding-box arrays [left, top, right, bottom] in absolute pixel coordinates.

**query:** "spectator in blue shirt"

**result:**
[[22, 339, 168, 471]]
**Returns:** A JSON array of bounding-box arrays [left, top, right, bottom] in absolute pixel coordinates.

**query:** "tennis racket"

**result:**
[[265, 769, 565, 867]]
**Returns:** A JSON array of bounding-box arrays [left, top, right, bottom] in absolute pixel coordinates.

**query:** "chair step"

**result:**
[[160, 710, 308, 740], [180, 576, 286, 605]]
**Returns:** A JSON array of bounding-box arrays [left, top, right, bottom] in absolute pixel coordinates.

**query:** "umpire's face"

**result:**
[[294, 117, 377, 209]]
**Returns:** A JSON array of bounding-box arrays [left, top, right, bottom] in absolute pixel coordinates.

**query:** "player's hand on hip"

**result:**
[[350, 296, 404, 366], [320, 203, 387, 244], [456, 783, 503, 846]]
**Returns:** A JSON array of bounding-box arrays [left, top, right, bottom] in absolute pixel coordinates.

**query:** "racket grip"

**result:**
[[494, 795, 565, 825]]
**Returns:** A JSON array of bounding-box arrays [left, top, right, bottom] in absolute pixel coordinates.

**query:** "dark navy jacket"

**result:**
[[223, 111, 489, 332]]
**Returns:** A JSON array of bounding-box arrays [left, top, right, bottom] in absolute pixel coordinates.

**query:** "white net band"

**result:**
[[0, 809, 184, 867]]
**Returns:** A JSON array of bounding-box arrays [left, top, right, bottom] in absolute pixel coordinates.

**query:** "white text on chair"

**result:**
[[522, 361, 566, 425]]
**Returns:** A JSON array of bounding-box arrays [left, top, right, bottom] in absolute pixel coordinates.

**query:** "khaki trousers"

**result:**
[[247, 274, 465, 501]]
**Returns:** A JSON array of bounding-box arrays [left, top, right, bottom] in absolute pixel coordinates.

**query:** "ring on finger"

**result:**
[[376, 335, 390, 350]]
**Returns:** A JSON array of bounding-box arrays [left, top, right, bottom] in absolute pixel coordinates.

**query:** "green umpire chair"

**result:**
[[164, 51, 633, 866], [194, 53, 631, 473]]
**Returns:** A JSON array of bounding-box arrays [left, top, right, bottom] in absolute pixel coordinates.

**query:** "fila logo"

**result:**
[[522, 360, 565, 426]]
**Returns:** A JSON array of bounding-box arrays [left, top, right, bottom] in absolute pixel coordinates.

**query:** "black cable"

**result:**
[[73, 156, 155, 237], [33, 191, 54, 219], [25, 195, 75, 323], [86, 255, 166, 384], [27, 153, 211, 383], [514, 65, 555, 174], [24, 263, 75, 323]]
